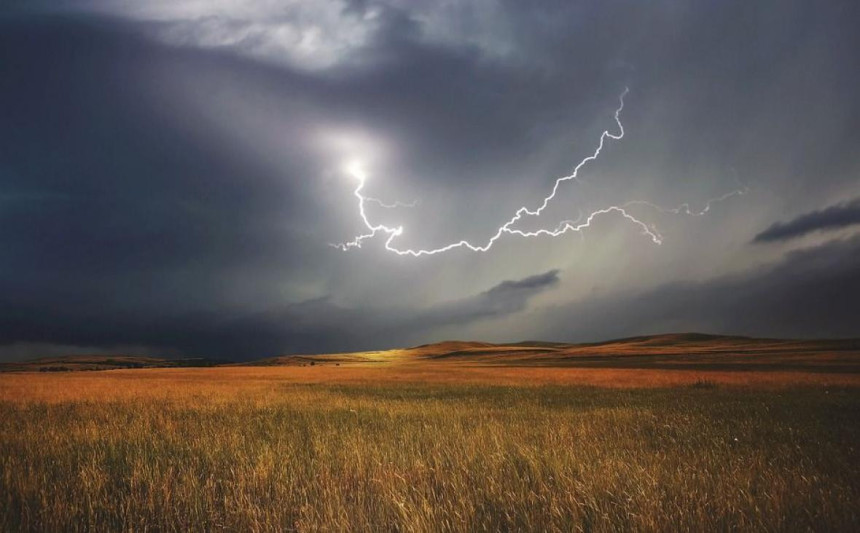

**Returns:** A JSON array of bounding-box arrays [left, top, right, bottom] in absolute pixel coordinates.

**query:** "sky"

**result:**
[[1, 0, 859, 361]]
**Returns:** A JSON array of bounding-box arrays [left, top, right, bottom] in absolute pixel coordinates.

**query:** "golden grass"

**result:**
[[1, 365, 858, 405], [1, 367, 858, 531]]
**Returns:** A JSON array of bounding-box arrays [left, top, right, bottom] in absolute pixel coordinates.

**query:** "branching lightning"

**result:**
[[333, 88, 744, 256], [623, 188, 747, 217], [364, 197, 419, 209]]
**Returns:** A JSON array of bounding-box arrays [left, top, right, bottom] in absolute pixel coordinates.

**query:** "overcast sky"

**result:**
[[2, 0, 859, 360]]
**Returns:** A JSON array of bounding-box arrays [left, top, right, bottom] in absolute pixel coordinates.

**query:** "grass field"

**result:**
[[1, 366, 858, 531]]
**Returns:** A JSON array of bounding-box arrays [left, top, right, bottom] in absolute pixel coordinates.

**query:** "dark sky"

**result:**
[[2, 1, 859, 360]]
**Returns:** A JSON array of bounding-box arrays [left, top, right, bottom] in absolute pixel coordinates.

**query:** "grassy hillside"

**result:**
[[4, 334, 859, 373], [252, 333, 860, 372]]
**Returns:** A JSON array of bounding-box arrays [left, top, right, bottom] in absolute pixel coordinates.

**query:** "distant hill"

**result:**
[[248, 333, 860, 373], [0, 355, 220, 372], [4, 333, 859, 372]]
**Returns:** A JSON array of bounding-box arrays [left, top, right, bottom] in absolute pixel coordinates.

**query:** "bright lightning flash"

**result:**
[[333, 88, 743, 256]]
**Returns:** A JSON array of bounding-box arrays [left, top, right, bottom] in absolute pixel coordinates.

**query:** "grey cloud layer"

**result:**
[[531, 235, 860, 342], [1, 1, 859, 360]]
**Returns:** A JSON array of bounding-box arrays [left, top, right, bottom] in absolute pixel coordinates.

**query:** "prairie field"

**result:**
[[1, 365, 858, 532]]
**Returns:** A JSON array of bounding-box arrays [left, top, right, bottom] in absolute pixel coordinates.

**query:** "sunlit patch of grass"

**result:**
[[0, 372, 858, 531]]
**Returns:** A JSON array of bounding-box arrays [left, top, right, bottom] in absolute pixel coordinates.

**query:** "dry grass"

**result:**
[[1, 365, 857, 405], [1, 368, 858, 531]]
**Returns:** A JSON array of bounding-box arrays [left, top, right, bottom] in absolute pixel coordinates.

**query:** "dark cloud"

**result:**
[[534, 235, 860, 341], [0, 270, 560, 359], [420, 269, 559, 326], [753, 198, 860, 243], [0, 15, 337, 312]]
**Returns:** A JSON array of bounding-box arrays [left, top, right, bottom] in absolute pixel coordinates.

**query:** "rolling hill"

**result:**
[[0, 355, 220, 372], [248, 333, 860, 372], [2, 333, 858, 372]]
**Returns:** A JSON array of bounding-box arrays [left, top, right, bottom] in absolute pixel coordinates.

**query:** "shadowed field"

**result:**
[[1, 364, 859, 531]]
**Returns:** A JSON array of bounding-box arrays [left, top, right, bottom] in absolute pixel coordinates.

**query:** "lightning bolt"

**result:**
[[364, 197, 419, 209], [333, 88, 743, 256], [623, 188, 748, 216]]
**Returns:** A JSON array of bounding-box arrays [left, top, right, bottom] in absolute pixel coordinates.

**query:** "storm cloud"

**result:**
[[1, 1, 859, 360]]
